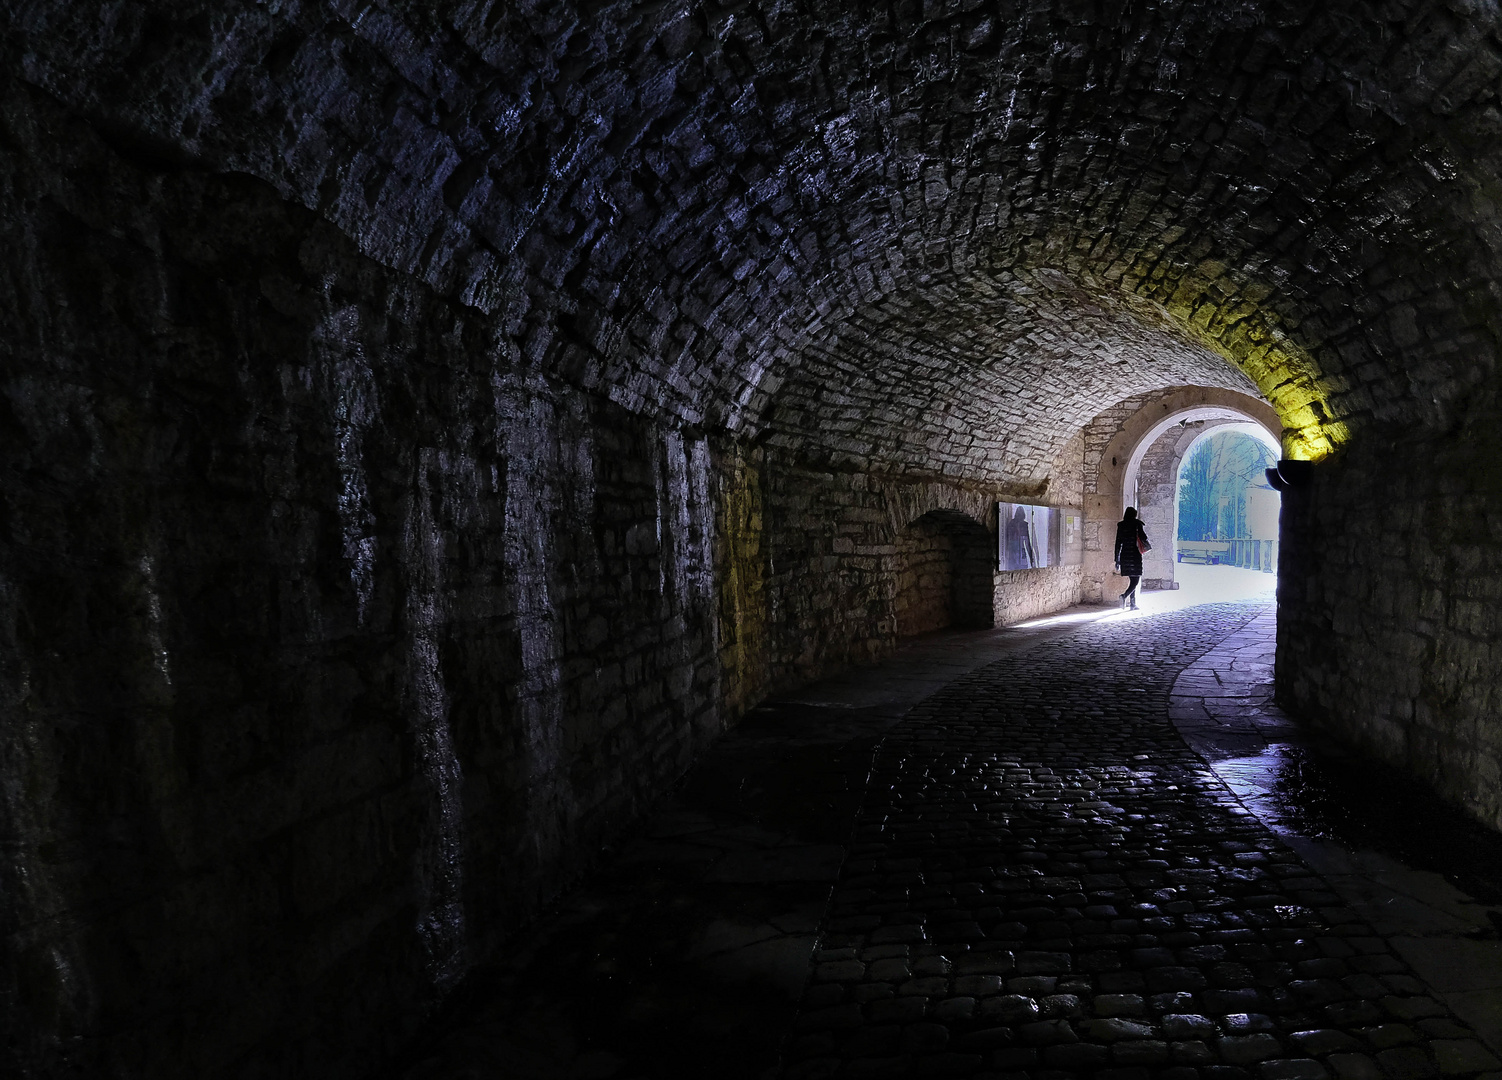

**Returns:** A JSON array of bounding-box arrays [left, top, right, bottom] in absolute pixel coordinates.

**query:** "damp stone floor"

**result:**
[[394, 596, 1502, 1080]]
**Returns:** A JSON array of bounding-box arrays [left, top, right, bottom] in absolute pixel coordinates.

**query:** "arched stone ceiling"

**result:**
[[755, 268, 1261, 482], [12, 0, 1501, 475]]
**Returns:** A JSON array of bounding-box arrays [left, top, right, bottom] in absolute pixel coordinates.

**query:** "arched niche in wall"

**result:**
[[893, 509, 994, 637]]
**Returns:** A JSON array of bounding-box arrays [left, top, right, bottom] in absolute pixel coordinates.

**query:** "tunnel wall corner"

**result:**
[[1275, 430, 1502, 832]]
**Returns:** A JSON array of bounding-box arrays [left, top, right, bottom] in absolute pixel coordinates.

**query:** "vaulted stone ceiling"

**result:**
[[12, 0, 1502, 473]]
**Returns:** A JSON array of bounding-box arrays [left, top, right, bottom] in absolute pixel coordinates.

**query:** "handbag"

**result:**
[[1137, 532, 1152, 555]]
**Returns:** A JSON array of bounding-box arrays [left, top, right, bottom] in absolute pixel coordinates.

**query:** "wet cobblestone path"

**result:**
[[787, 603, 1501, 1080], [398, 600, 1501, 1080]]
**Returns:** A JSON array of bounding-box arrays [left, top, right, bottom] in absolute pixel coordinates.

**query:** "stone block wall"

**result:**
[[739, 453, 1087, 697], [1277, 427, 1502, 831], [712, 443, 769, 720], [0, 107, 731, 1078], [1081, 394, 1154, 603], [896, 522, 959, 637], [993, 567, 1088, 627], [21, 0, 1502, 1070]]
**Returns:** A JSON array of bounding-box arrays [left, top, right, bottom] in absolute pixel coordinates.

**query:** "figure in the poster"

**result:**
[[1006, 506, 1037, 569]]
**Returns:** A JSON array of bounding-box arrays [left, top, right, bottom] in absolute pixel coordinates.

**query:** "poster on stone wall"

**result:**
[[998, 503, 1084, 570]]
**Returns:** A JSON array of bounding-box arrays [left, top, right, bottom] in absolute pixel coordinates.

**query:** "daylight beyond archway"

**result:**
[[1173, 430, 1281, 605]]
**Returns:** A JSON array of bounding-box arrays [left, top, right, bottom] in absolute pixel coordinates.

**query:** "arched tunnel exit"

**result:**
[[1123, 413, 1284, 604], [5, 1, 1502, 1078]]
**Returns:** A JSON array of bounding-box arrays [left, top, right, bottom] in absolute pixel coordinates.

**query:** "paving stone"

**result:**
[[899, 977, 952, 997], [1364, 1025, 1421, 1049], [1007, 977, 1059, 996], [1221, 1034, 1287, 1065], [1039, 995, 1086, 1019], [1174, 1040, 1218, 1064], [978, 996, 1042, 1024], [1115, 1040, 1172, 1065], [1044, 1042, 1112, 1069], [1208, 989, 1269, 1014], [1083, 1018, 1157, 1042], [1344, 976, 1389, 999], [1375, 1047, 1441, 1080], [953, 976, 1005, 997], [775, 606, 1491, 1079], [1417, 1021, 1475, 1041], [933, 995, 978, 1023], [1292, 1029, 1366, 1055], [1328, 1054, 1385, 1080], [1259, 1060, 1330, 1080], [1382, 999, 1448, 1022], [1225, 1015, 1279, 1035], [1018, 1019, 1080, 1046], [1328, 1002, 1389, 1027], [1166, 1014, 1221, 1039], [1432, 1040, 1502, 1075]]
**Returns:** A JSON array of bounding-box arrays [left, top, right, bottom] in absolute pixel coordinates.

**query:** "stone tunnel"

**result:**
[[3, 0, 1502, 1076]]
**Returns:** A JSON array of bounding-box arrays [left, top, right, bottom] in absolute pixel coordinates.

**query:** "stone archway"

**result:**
[[1083, 388, 1282, 602], [894, 510, 994, 637], [1131, 420, 1282, 589]]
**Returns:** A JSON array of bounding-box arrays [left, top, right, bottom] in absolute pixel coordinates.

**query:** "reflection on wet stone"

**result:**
[[789, 601, 1501, 1079]]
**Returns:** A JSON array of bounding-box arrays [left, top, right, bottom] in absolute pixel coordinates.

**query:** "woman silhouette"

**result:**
[[1114, 507, 1150, 610]]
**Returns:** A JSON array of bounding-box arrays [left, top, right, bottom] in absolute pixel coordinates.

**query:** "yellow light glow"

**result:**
[[1153, 282, 1345, 463]]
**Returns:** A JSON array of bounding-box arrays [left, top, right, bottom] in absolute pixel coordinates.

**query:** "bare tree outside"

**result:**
[[1177, 432, 1278, 542]]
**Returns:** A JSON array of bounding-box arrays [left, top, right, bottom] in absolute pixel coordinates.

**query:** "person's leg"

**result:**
[[1126, 576, 1140, 608]]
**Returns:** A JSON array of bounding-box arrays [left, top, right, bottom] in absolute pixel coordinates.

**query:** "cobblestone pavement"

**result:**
[[1171, 613, 1502, 1060], [395, 609, 1122, 1080], [396, 600, 1502, 1080], [788, 602, 1502, 1080]]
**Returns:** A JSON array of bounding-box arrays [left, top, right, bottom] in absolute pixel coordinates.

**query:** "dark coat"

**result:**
[[1115, 518, 1149, 576]]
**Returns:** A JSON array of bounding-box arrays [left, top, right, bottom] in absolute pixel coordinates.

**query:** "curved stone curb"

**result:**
[[1172, 612, 1502, 1069]]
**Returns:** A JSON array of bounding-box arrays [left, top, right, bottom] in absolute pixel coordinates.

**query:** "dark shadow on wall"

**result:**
[[894, 510, 994, 637]]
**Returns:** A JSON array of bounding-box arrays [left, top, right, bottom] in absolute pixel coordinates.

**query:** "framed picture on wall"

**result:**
[[998, 503, 1084, 570]]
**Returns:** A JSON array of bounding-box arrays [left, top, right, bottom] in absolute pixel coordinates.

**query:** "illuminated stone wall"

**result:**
[[750, 455, 1081, 695], [993, 566, 1087, 628]]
